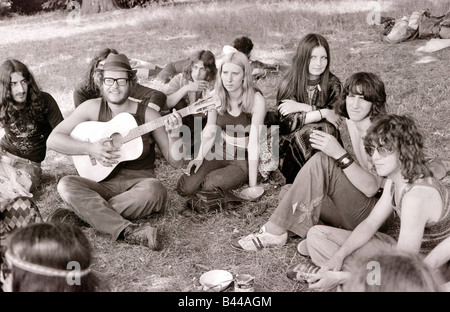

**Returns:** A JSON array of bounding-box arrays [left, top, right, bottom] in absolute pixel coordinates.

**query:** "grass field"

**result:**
[[1, 0, 449, 292]]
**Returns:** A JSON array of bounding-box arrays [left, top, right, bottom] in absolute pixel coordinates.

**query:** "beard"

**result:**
[[103, 88, 130, 105]]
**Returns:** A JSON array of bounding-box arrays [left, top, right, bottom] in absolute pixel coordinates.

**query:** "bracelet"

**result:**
[[336, 152, 354, 169], [336, 152, 349, 163], [318, 109, 323, 120]]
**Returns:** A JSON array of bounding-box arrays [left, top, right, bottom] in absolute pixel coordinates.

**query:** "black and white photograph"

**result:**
[[0, 0, 449, 299]]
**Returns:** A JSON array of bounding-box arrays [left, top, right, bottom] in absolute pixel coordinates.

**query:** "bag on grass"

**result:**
[[439, 11, 450, 39], [186, 188, 243, 213], [418, 9, 446, 39]]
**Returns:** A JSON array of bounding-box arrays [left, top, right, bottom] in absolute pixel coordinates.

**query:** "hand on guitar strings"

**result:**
[[91, 137, 121, 167], [164, 108, 183, 137]]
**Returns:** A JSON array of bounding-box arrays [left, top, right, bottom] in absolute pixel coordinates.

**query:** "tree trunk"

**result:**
[[81, 0, 120, 15]]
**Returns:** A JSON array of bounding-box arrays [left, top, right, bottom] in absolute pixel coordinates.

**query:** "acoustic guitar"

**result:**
[[70, 96, 218, 182]]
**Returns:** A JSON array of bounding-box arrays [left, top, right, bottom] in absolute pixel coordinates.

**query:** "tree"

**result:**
[[81, 0, 120, 14]]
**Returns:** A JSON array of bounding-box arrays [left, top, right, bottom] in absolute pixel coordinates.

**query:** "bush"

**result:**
[[10, 0, 49, 14], [42, 0, 81, 11], [0, 0, 12, 16]]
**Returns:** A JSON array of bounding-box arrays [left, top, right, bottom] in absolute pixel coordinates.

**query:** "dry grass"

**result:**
[[1, 0, 449, 292]]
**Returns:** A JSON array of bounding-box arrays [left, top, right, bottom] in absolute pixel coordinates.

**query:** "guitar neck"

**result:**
[[122, 106, 191, 143]]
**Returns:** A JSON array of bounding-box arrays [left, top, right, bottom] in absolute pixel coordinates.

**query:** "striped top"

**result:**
[[387, 176, 450, 254]]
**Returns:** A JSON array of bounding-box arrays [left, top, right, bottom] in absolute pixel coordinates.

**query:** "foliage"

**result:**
[[42, 0, 81, 11], [10, 0, 48, 14], [0, 0, 12, 17]]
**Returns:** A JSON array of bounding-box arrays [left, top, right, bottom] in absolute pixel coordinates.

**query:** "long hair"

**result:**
[[276, 33, 331, 105], [82, 48, 119, 94], [0, 59, 46, 126], [335, 72, 387, 120], [215, 51, 255, 115], [6, 222, 101, 292], [182, 50, 217, 82], [364, 114, 433, 183], [343, 250, 443, 292]]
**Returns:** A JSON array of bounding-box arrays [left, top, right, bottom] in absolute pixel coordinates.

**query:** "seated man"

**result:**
[[73, 48, 166, 112], [47, 53, 184, 250], [1, 59, 63, 251], [0, 59, 64, 192]]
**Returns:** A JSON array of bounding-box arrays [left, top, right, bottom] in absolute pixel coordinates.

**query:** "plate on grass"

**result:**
[[239, 186, 265, 201], [200, 270, 233, 292]]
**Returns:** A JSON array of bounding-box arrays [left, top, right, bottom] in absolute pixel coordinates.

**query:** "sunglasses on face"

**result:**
[[365, 146, 393, 157], [103, 78, 129, 86]]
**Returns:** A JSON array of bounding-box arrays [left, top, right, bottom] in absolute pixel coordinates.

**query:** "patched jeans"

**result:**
[[306, 225, 396, 270], [57, 168, 167, 240], [269, 152, 379, 238]]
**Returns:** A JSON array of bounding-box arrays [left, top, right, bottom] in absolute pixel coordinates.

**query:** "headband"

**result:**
[[5, 250, 91, 278]]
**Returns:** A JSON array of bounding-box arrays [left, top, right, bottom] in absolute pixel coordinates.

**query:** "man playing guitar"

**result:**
[[47, 53, 184, 250]]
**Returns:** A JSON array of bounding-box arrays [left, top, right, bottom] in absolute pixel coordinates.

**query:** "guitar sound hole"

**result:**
[[110, 132, 124, 148]]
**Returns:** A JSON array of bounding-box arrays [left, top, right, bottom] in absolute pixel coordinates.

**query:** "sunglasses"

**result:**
[[103, 78, 129, 86], [365, 146, 393, 158], [1, 262, 11, 280]]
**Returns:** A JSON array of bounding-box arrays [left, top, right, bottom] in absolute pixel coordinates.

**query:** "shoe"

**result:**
[[47, 208, 89, 228], [286, 258, 320, 282], [147, 66, 162, 78], [230, 226, 287, 251], [123, 224, 159, 250], [297, 240, 310, 256]]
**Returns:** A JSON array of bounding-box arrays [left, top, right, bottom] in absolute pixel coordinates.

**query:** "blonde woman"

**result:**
[[177, 51, 266, 196]]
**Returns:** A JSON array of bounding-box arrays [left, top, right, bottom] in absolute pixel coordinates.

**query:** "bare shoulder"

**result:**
[[252, 91, 266, 112], [67, 98, 101, 121], [144, 105, 162, 121], [402, 185, 443, 220]]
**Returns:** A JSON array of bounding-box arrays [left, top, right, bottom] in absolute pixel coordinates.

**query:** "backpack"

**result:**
[[185, 188, 242, 213], [418, 9, 446, 39], [439, 11, 450, 39]]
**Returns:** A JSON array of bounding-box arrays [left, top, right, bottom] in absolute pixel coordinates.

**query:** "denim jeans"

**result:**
[[176, 149, 248, 196], [306, 225, 396, 270], [57, 168, 167, 240], [269, 152, 379, 238]]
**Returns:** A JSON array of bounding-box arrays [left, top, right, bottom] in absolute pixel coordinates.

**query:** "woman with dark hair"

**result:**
[[73, 48, 166, 111], [0, 59, 63, 190], [276, 33, 343, 183], [176, 51, 265, 196], [232, 72, 388, 251], [297, 114, 450, 290], [0, 222, 102, 292]]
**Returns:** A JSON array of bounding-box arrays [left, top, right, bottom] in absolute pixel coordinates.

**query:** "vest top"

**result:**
[[98, 98, 156, 174], [388, 176, 450, 254]]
